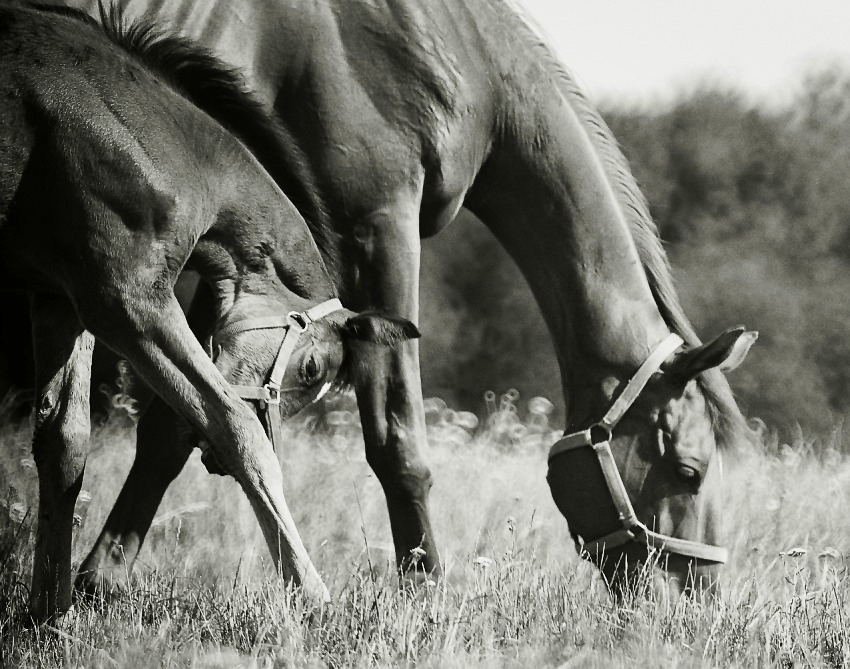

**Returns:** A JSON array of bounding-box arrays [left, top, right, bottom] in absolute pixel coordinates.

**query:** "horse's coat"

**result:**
[[0, 4, 416, 620], [5, 0, 757, 597]]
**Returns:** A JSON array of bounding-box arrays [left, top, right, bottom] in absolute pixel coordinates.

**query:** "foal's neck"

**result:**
[[189, 131, 335, 319]]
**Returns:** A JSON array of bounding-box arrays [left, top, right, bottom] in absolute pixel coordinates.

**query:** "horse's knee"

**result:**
[[366, 443, 433, 501], [399, 460, 434, 501]]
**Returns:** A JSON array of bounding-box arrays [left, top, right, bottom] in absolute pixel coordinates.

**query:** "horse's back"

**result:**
[[54, 0, 503, 229]]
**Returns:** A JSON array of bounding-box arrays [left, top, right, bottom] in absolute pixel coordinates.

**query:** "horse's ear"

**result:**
[[666, 327, 758, 381], [343, 312, 421, 347]]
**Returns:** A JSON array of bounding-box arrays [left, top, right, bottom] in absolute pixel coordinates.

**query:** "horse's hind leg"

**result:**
[[74, 289, 328, 601], [27, 294, 94, 621]]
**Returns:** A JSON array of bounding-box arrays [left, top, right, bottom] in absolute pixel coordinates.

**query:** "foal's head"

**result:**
[[210, 289, 418, 421]]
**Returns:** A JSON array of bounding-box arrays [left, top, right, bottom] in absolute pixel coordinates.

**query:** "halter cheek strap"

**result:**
[[210, 298, 343, 458], [548, 333, 729, 565]]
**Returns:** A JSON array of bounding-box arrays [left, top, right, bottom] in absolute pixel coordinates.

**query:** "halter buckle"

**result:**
[[287, 311, 310, 333], [264, 383, 281, 405], [588, 423, 613, 445]]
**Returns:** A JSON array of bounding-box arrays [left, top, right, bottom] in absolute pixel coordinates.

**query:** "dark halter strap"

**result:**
[[548, 333, 729, 565], [211, 298, 343, 454]]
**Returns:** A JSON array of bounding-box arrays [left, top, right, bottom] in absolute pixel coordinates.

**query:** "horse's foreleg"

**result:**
[[75, 395, 192, 598], [27, 294, 94, 621], [350, 189, 441, 576], [76, 293, 329, 601]]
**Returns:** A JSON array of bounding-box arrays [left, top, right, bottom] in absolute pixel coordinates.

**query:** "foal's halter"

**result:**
[[212, 298, 343, 452], [547, 333, 729, 565]]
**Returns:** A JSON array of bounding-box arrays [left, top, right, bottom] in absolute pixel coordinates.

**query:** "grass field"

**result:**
[[1, 390, 849, 667]]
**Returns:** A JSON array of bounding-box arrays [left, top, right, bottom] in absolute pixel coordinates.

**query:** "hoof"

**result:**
[[23, 602, 76, 628], [73, 567, 126, 605]]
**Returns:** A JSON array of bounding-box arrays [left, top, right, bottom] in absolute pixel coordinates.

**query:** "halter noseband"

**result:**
[[211, 298, 343, 454], [548, 333, 729, 565]]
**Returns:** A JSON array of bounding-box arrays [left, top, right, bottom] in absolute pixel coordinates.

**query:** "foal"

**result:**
[[0, 4, 414, 620]]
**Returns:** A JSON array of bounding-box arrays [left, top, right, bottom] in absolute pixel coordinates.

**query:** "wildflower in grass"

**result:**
[[780, 547, 807, 558], [454, 411, 478, 430], [818, 547, 842, 560], [528, 396, 554, 416], [409, 546, 427, 568], [423, 397, 447, 414]]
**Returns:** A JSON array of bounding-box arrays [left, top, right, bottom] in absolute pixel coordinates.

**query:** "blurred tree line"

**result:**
[[417, 66, 850, 440]]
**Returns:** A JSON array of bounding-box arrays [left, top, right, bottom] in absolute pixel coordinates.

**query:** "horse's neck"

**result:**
[[466, 67, 672, 429]]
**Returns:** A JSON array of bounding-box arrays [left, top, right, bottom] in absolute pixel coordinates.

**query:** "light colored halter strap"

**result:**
[[213, 298, 343, 452], [548, 333, 729, 565], [548, 333, 684, 459]]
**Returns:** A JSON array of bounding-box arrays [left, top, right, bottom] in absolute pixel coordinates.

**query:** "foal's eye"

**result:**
[[674, 465, 701, 487], [300, 351, 325, 385]]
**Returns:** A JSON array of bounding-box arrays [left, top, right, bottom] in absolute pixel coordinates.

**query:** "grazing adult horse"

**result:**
[[13, 0, 757, 594], [0, 4, 416, 620]]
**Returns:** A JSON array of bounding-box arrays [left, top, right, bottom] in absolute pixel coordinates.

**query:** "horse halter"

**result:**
[[547, 333, 729, 565], [211, 298, 343, 453]]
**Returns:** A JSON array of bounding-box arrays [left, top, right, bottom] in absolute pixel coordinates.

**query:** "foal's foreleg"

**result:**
[[78, 295, 329, 601], [27, 294, 94, 621], [76, 280, 214, 598]]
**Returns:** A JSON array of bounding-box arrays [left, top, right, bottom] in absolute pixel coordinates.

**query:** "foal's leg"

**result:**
[[74, 396, 191, 597], [28, 294, 94, 621], [350, 185, 441, 576], [76, 293, 329, 601], [76, 283, 214, 597]]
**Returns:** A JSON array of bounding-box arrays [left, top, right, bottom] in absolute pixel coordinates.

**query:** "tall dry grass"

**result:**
[[1, 390, 849, 667]]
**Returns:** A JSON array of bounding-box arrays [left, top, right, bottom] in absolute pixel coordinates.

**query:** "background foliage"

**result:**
[[418, 66, 850, 441]]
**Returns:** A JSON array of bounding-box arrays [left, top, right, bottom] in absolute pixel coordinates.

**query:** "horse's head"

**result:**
[[209, 293, 418, 428], [548, 327, 757, 597]]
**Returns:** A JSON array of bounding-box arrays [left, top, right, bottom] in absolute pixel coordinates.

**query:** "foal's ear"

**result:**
[[343, 312, 421, 347], [666, 327, 758, 381]]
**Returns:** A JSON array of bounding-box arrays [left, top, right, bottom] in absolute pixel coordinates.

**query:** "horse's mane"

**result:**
[[30, 2, 341, 285], [502, 1, 752, 451]]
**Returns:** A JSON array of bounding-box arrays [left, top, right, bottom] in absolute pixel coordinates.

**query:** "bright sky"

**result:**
[[521, 0, 850, 108]]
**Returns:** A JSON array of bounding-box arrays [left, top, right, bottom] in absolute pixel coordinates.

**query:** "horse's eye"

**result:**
[[300, 351, 325, 385], [674, 465, 701, 486]]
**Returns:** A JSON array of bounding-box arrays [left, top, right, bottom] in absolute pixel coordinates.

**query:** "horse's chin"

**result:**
[[594, 548, 722, 601]]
